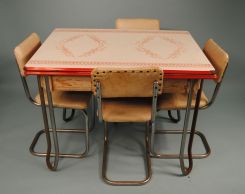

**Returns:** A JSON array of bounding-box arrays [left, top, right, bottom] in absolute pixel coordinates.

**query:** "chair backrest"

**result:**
[[91, 67, 163, 98], [203, 39, 229, 83], [115, 18, 160, 30], [14, 33, 41, 76]]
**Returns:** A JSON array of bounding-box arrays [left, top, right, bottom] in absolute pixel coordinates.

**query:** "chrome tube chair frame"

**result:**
[[96, 82, 158, 186], [167, 110, 181, 123], [162, 80, 224, 161], [153, 76, 227, 175], [63, 108, 76, 122], [14, 33, 94, 171], [21, 64, 75, 122], [153, 80, 210, 159], [18, 72, 94, 170], [93, 69, 161, 186], [35, 76, 92, 170], [151, 39, 229, 175]]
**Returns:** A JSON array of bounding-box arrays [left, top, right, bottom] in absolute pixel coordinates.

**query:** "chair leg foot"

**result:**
[[29, 128, 89, 159], [167, 110, 181, 123], [63, 108, 75, 122], [150, 129, 211, 159], [101, 122, 152, 186]]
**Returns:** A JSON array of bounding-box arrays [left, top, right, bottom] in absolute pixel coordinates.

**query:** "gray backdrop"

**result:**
[[0, 0, 245, 194]]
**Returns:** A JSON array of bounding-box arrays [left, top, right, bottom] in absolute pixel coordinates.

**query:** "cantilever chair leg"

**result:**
[[67, 95, 96, 131], [63, 108, 75, 122], [167, 110, 181, 123], [102, 122, 152, 186], [63, 95, 95, 129], [34, 76, 90, 170], [151, 129, 211, 159], [29, 110, 89, 159], [153, 80, 211, 159], [179, 80, 195, 176], [37, 76, 58, 171], [88, 95, 96, 130], [30, 95, 95, 159], [181, 79, 204, 175]]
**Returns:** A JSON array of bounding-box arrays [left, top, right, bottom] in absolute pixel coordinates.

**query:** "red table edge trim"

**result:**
[[25, 66, 215, 74], [24, 69, 217, 79]]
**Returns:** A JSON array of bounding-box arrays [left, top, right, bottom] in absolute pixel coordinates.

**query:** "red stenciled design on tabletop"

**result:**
[[57, 34, 106, 57], [135, 35, 185, 60]]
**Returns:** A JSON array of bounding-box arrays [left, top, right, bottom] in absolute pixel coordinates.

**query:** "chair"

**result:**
[[152, 39, 229, 175], [14, 33, 94, 170], [115, 18, 160, 30], [116, 17, 181, 123], [92, 67, 163, 185]]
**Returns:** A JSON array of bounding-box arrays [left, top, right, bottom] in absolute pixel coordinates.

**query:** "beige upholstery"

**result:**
[[91, 67, 163, 98], [35, 91, 90, 109], [158, 92, 208, 110], [14, 32, 91, 110], [204, 39, 229, 83], [92, 67, 163, 122], [102, 98, 152, 122], [14, 33, 41, 76], [115, 18, 160, 30], [158, 38, 229, 110]]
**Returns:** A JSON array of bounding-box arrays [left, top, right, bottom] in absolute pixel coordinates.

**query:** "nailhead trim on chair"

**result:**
[[91, 68, 163, 96]]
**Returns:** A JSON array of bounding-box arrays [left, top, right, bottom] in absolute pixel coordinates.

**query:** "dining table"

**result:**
[[25, 28, 216, 174]]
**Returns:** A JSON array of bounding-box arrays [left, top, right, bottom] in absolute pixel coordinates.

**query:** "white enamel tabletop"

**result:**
[[25, 28, 215, 78]]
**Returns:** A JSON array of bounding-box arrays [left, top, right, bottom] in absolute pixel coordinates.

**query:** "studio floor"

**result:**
[[0, 77, 244, 194]]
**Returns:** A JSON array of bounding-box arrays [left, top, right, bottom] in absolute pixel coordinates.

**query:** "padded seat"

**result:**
[[158, 92, 208, 110], [35, 91, 91, 110], [92, 67, 162, 185], [151, 39, 229, 176], [102, 98, 152, 122], [14, 33, 92, 170]]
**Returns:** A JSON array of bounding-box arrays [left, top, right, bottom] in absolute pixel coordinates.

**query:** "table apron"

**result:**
[[41, 76, 200, 93]]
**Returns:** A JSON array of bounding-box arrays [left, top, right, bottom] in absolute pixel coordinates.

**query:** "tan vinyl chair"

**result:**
[[115, 18, 160, 30], [14, 33, 93, 170], [115, 17, 181, 123], [92, 67, 163, 185], [152, 39, 229, 174]]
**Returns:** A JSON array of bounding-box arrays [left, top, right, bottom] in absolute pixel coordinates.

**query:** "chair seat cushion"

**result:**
[[35, 91, 91, 110], [158, 92, 208, 110], [102, 98, 152, 122]]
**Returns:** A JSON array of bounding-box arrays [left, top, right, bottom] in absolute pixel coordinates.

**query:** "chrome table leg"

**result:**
[[179, 79, 194, 175], [184, 79, 204, 175]]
